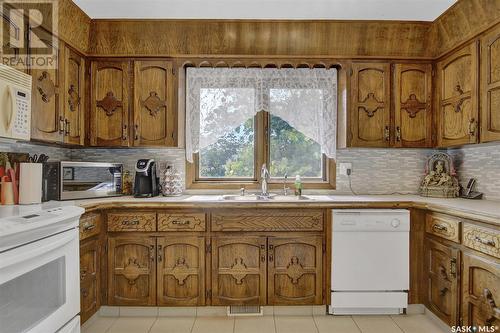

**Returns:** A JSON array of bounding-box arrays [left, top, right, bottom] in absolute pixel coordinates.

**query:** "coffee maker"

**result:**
[[134, 159, 159, 197]]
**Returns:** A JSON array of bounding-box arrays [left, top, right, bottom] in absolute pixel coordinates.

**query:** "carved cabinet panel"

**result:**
[[481, 26, 500, 143], [107, 236, 156, 305], [31, 28, 63, 143], [157, 237, 205, 306], [62, 45, 85, 145], [393, 63, 433, 147], [268, 236, 323, 305], [211, 236, 267, 305], [80, 238, 100, 324], [133, 60, 176, 147], [436, 42, 479, 147], [90, 60, 131, 147], [349, 62, 391, 147], [462, 253, 500, 328], [424, 238, 460, 326]]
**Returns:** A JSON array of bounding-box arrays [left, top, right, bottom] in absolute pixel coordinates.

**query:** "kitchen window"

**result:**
[[186, 67, 337, 189]]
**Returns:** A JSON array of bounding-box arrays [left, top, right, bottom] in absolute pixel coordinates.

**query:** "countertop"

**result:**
[[73, 194, 500, 226]]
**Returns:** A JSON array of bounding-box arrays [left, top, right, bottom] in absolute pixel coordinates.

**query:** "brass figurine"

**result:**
[[419, 153, 459, 198]]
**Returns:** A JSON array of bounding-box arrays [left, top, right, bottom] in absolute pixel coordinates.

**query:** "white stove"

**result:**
[[0, 204, 84, 333]]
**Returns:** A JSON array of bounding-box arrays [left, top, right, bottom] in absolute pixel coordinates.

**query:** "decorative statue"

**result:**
[[419, 153, 459, 198]]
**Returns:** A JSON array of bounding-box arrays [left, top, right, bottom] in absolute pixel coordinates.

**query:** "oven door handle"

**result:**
[[0, 229, 77, 270]]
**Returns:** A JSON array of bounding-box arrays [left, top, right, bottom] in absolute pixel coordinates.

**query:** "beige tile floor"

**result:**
[[82, 313, 448, 333]]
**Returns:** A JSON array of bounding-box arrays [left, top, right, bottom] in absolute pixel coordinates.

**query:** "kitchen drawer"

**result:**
[[158, 212, 206, 231], [80, 212, 101, 240], [107, 211, 157, 232], [463, 223, 500, 259], [425, 213, 461, 243], [211, 209, 323, 232]]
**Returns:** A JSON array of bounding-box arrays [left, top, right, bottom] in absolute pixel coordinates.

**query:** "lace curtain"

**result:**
[[185, 67, 337, 163]]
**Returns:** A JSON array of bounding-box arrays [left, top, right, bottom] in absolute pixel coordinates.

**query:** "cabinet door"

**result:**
[[157, 236, 205, 306], [436, 42, 479, 147], [268, 236, 323, 305], [80, 239, 100, 324], [350, 62, 391, 147], [462, 253, 500, 328], [481, 27, 500, 143], [133, 60, 176, 147], [211, 236, 267, 305], [90, 61, 130, 147], [107, 236, 156, 305], [31, 29, 63, 143], [424, 238, 460, 326], [394, 63, 433, 147], [62, 46, 85, 145]]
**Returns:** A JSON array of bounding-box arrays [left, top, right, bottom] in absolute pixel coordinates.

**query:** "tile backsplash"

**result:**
[[448, 143, 500, 200], [3, 139, 499, 199]]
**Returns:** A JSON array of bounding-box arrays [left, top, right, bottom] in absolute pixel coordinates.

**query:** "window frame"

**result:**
[[187, 110, 336, 190]]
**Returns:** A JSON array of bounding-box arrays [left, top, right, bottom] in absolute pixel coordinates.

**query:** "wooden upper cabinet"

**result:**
[[481, 26, 500, 143], [107, 236, 156, 306], [436, 42, 479, 147], [462, 253, 500, 328], [393, 64, 433, 147], [350, 62, 391, 147], [133, 60, 176, 147], [424, 238, 460, 326], [268, 236, 323, 305], [62, 46, 85, 145], [157, 236, 205, 306], [31, 29, 63, 143], [90, 60, 130, 147], [211, 236, 267, 305]]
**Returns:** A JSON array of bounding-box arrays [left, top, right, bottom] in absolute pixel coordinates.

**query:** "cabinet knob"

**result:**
[[384, 126, 390, 141]]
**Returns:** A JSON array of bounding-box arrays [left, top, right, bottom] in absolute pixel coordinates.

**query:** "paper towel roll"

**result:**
[[19, 163, 43, 205]]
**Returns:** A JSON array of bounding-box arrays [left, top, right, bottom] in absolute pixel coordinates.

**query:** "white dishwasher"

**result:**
[[329, 209, 410, 315]]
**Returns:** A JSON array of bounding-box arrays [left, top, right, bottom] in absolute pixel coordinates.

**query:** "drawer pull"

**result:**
[[261, 255, 266, 262], [81, 288, 89, 297], [438, 265, 448, 279], [433, 224, 448, 232], [83, 224, 96, 231], [172, 220, 190, 225], [439, 287, 448, 297], [474, 236, 496, 247], [122, 220, 140, 226]]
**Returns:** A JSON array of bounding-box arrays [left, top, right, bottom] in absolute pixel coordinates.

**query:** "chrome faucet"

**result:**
[[260, 164, 270, 197]]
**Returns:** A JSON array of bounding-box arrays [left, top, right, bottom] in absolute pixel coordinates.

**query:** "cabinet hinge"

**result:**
[[206, 289, 212, 300], [206, 244, 212, 253], [349, 68, 353, 76], [172, 68, 176, 75]]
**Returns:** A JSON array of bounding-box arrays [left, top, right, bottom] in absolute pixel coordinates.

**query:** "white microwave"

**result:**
[[0, 64, 32, 141]]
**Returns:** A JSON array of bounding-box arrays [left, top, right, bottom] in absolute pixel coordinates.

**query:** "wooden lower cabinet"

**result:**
[[211, 235, 323, 306], [80, 238, 100, 323], [268, 236, 323, 305], [157, 236, 205, 306], [107, 236, 156, 305], [211, 236, 267, 305], [425, 237, 460, 326], [462, 252, 500, 328]]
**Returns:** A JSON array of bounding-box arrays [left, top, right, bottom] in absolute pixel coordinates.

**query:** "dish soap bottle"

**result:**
[[294, 175, 302, 196]]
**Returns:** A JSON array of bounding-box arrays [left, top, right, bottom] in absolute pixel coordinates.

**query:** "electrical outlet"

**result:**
[[339, 162, 352, 176]]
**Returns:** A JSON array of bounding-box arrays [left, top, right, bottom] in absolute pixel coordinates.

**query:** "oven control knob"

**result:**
[[391, 219, 401, 228]]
